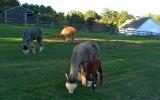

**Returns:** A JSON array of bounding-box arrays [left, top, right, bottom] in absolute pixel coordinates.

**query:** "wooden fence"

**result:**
[[119, 29, 160, 39], [0, 17, 117, 33], [34, 22, 118, 34], [1, 16, 160, 39]]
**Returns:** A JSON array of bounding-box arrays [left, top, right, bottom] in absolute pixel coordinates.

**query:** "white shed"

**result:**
[[119, 17, 160, 36]]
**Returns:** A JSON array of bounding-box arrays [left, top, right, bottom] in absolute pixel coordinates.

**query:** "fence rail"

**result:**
[[0, 17, 118, 33], [118, 29, 160, 39], [36, 22, 118, 34], [1, 17, 160, 39]]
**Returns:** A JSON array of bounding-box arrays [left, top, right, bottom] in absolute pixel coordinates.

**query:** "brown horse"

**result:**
[[22, 27, 44, 55], [84, 57, 103, 90], [65, 41, 100, 93], [56, 26, 76, 42]]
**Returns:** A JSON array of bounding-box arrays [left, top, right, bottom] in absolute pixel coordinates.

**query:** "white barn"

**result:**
[[119, 17, 160, 36]]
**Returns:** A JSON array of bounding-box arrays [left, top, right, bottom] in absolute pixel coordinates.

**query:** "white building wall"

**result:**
[[137, 19, 160, 35], [119, 28, 137, 35]]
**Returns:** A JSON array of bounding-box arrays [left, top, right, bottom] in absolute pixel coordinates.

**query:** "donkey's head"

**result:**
[[22, 45, 29, 55], [65, 73, 77, 94]]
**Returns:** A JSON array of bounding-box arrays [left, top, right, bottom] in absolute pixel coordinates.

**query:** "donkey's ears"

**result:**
[[65, 73, 69, 80]]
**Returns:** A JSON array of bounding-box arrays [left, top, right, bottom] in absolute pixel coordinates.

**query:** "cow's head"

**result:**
[[65, 73, 77, 94]]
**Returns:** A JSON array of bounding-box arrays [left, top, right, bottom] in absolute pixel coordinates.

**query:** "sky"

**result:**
[[19, 0, 160, 16]]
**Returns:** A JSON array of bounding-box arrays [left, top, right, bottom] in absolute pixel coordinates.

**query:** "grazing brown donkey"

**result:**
[[56, 26, 76, 42]]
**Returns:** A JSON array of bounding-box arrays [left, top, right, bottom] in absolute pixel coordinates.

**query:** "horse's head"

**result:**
[[65, 73, 77, 94], [22, 45, 29, 55], [56, 34, 64, 38]]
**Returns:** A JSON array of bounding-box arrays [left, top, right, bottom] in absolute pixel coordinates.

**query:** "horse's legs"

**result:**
[[91, 74, 95, 90], [98, 64, 103, 86], [94, 72, 98, 87], [30, 41, 36, 54], [86, 74, 92, 87], [70, 34, 74, 42], [78, 66, 81, 81], [81, 68, 87, 87], [37, 37, 43, 52], [65, 36, 68, 42]]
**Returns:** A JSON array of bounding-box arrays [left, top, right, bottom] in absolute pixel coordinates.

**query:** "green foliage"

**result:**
[[84, 10, 99, 20], [66, 10, 84, 24], [148, 14, 160, 24], [22, 3, 57, 22], [100, 8, 118, 25], [84, 10, 100, 28], [0, 1, 135, 28], [54, 12, 65, 25], [100, 9, 133, 27], [0, 0, 20, 16], [115, 10, 131, 27]]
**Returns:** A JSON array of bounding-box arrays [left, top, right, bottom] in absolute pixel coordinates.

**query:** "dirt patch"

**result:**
[[44, 38, 143, 48]]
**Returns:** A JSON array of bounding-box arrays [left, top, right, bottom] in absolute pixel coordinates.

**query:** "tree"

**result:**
[[22, 3, 39, 15], [84, 10, 99, 20], [22, 4, 57, 22], [54, 12, 65, 25], [84, 10, 99, 28], [39, 5, 56, 22], [152, 15, 160, 24], [115, 10, 131, 27], [100, 8, 118, 25], [66, 10, 84, 24], [146, 13, 160, 24], [0, 0, 20, 16]]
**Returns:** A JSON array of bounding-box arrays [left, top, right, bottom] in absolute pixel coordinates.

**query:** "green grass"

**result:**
[[0, 24, 160, 100]]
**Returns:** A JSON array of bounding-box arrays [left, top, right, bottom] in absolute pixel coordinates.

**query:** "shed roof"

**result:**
[[120, 17, 150, 29], [4, 6, 33, 14]]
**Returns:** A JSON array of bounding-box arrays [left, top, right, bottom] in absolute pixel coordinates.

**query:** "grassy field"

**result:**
[[0, 24, 160, 100]]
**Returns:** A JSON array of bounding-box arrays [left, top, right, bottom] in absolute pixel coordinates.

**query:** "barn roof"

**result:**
[[120, 17, 150, 29], [4, 6, 33, 14]]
